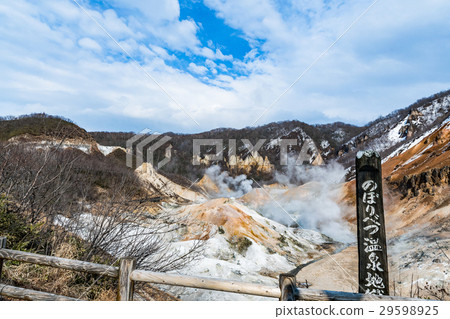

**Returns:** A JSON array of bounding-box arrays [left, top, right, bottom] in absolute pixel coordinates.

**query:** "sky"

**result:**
[[0, 0, 449, 133]]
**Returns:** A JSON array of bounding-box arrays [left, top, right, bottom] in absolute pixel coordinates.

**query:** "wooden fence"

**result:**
[[0, 240, 420, 301]]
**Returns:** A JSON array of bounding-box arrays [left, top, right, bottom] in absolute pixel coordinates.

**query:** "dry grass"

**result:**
[[2, 242, 117, 301], [2, 241, 180, 301]]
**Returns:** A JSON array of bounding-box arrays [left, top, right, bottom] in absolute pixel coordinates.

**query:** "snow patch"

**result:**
[[320, 140, 330, 149], [97, 144, 124, 156], [383, 121, 449, 163]]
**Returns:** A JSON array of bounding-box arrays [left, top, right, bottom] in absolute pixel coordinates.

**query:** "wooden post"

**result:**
[[0, 237, 6, 281], [279, 274, 297, 301], [118, 257, 136, 301], [356, 151, 389, 295]]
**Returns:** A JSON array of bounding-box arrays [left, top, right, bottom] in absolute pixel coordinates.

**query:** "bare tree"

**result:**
[[0, 136, 205, 272], [60, 175, 206, 272]]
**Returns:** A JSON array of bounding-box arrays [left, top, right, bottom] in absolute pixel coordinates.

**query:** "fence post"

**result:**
[[356, 151, 389, 295], [118, 257, 136, 301], [279, 274, 297, 301], [0, 237, 6, 281]]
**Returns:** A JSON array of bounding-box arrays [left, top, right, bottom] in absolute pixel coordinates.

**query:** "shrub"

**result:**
[[229, 236, 252, 255], [0, 196, 42, 251]]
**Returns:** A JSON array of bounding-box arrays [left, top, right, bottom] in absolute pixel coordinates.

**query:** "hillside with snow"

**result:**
[[336, 91, 450, 172]]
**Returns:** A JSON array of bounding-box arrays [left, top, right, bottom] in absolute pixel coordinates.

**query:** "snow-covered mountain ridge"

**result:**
[[337, 91, 450, 171]]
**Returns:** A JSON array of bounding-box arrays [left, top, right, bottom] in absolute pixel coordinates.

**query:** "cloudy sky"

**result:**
[[0, 0, 449, 133]]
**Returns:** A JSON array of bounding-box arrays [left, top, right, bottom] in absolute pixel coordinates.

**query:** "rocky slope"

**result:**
[[136, 163, 207, 202], [384, 121, 450, 197], [157, 189, 342, 300]]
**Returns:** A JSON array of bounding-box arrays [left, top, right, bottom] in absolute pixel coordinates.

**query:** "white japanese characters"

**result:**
[[361, 179, 386, 294]]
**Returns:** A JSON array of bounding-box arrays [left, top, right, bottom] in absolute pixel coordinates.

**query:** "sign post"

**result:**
[[356, 150, 389, 295]]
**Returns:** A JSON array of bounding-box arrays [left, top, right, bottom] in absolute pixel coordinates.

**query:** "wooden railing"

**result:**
[[0, 238, 421, 301]]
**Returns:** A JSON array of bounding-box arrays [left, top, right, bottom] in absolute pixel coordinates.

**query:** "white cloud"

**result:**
[[215, 49, 233, 61], [149, 45, 174, 60], [193, 46, 233, 61], [110, 0, 180, 22], [188, 62, 208, 75], [78, 37, 102, 52], [1, 0, 450, 133], [205, 59, 217, 69], [200, 0, 450, 124]]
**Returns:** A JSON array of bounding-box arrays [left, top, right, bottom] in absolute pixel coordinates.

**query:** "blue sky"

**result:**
[[0, 0, 449, 133]]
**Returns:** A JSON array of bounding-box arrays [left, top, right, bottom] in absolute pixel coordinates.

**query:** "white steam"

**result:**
[[204, 161, 355, 243], [261, 160, 355, 243], [275, 157, 345, 186], [205, 165, 253, 198]]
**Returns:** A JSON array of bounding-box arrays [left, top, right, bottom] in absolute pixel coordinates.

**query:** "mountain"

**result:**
[[90, 89, 450, 182], [3, 91, 441, 184], [0, 113, 93, 142], [92, 120, 344, 180]]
